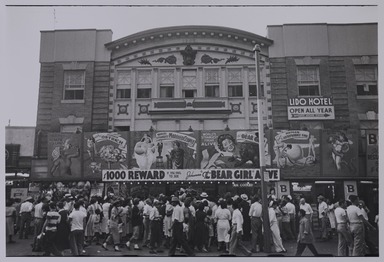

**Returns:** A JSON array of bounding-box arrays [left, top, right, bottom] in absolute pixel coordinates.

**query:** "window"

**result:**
[[204, 69, 220, 97], [182, 69, 197, 98], [297, 66, 320, 96], [137, 89, 151, 98], [64, 71, 85, 100], [116, 71, 131, 99], [160, 86, 174, 98], [159, 69, 175, 98], [183, 90, 196, 98], [228, 68, 243, 97], [137, 70, 152, 98], [248, 68, 264, 97], [355, 66, 378, 96]]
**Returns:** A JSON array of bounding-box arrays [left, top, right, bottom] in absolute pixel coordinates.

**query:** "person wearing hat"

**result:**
[[239, 194, 251, 241], [168, 196, 195, 256], [317, 195, 329, 241], [18, 196, 34, 240], [285, 195, 297, 239]]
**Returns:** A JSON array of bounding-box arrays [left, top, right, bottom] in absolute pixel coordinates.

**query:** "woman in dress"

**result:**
[[55, 202, 70, 253], [269, 201, 287, 253], [84, 198, 98, 245], [6, 199, 17, 243], [163, 196, 173, 248], [102, 200, 122, 251], [214, 199, 231, 253]]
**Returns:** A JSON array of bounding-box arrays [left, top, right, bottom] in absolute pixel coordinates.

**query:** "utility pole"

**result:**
[[253, 44, 272, 253]]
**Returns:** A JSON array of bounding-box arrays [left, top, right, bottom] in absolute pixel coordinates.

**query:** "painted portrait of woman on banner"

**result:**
[[322, 129, 358, 176], [200, 130, 270, 169], [130, 131, 198, 169]]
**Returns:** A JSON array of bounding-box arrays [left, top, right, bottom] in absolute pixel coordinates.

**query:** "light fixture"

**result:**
[[188, 126, 193, 132], [224, 125, 230, 131]]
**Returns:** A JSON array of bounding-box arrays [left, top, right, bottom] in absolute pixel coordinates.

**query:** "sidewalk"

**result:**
[[6, 236, 343, 257]]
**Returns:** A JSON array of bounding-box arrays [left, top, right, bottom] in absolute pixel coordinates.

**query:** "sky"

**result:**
[[0, 0, 381, 128]]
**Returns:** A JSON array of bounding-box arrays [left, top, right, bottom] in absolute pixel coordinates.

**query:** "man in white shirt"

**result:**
[[142, 198, 153, 247], [334, 199, 352, 256], [68, 202, 87, 256], [285, 195, 297, 239], [249, 196, 263, 253], [299, 198, 313, 221], [32, 197, 48, 251], [149, 201, 163, 254], [168, 196, 194, 256], [19, 196, 34, 239], [317, 195, 329, 241], [347, 195, 375, 256], [230, 200, 252, 256]]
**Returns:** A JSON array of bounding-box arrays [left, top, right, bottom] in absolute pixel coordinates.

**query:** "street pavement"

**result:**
[[5, 234, 352, 257]]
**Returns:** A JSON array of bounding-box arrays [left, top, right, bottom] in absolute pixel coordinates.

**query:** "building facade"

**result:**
[[267, 23, 378, 218], [31, 24, 378, 220]]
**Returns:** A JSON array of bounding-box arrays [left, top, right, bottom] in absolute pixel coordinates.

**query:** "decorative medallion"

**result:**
[[117, 104, 129, 115], [138, 59, 152, 66], [251, 102, 258, 114], [225, 56, 240, 64], [180, 45, 197, 66], [201, 54, 224, 64], [138, 104, 150, 115], [230, 102, 242, 114], [153, 55, 177, 64]]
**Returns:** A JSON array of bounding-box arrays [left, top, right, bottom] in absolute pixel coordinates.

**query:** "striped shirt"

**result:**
[[45, 211, 61, 232]]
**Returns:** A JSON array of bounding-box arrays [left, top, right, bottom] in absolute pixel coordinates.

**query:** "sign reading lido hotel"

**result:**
[[287, 96, 335, 120]]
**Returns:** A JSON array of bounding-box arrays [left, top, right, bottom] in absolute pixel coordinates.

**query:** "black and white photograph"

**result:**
[[2, 0, 382, 260]]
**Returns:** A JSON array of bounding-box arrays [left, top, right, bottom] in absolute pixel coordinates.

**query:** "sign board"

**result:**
[[344, 181, 358, 200], [288, 97, 335, 120], [10, 188, 28, 201], [276, 181, 291, 198], [366, 130, 378, 177], [102, 168, 280, 182]]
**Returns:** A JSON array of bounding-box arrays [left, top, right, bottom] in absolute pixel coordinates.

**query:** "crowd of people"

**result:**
[[5, 188, 379, 257]]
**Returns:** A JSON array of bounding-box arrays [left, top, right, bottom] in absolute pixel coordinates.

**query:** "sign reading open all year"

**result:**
[[287, 96, 335, 120]]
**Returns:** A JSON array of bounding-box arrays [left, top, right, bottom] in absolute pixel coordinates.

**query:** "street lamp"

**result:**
[[253, 44, 272, 253]]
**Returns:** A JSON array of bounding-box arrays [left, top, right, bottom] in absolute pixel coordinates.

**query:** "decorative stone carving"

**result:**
[[180, 45, 197, 66]]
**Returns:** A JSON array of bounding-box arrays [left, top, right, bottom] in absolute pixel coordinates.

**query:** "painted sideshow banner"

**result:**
[[130, 131, 198, 170], [48, 133, 82, 180], [200, 130, 270, 169], [322, 129, 358, 176], [366, 130, 378, 177], [83, 132, 128, 179], [272, 130, 320, 177]]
